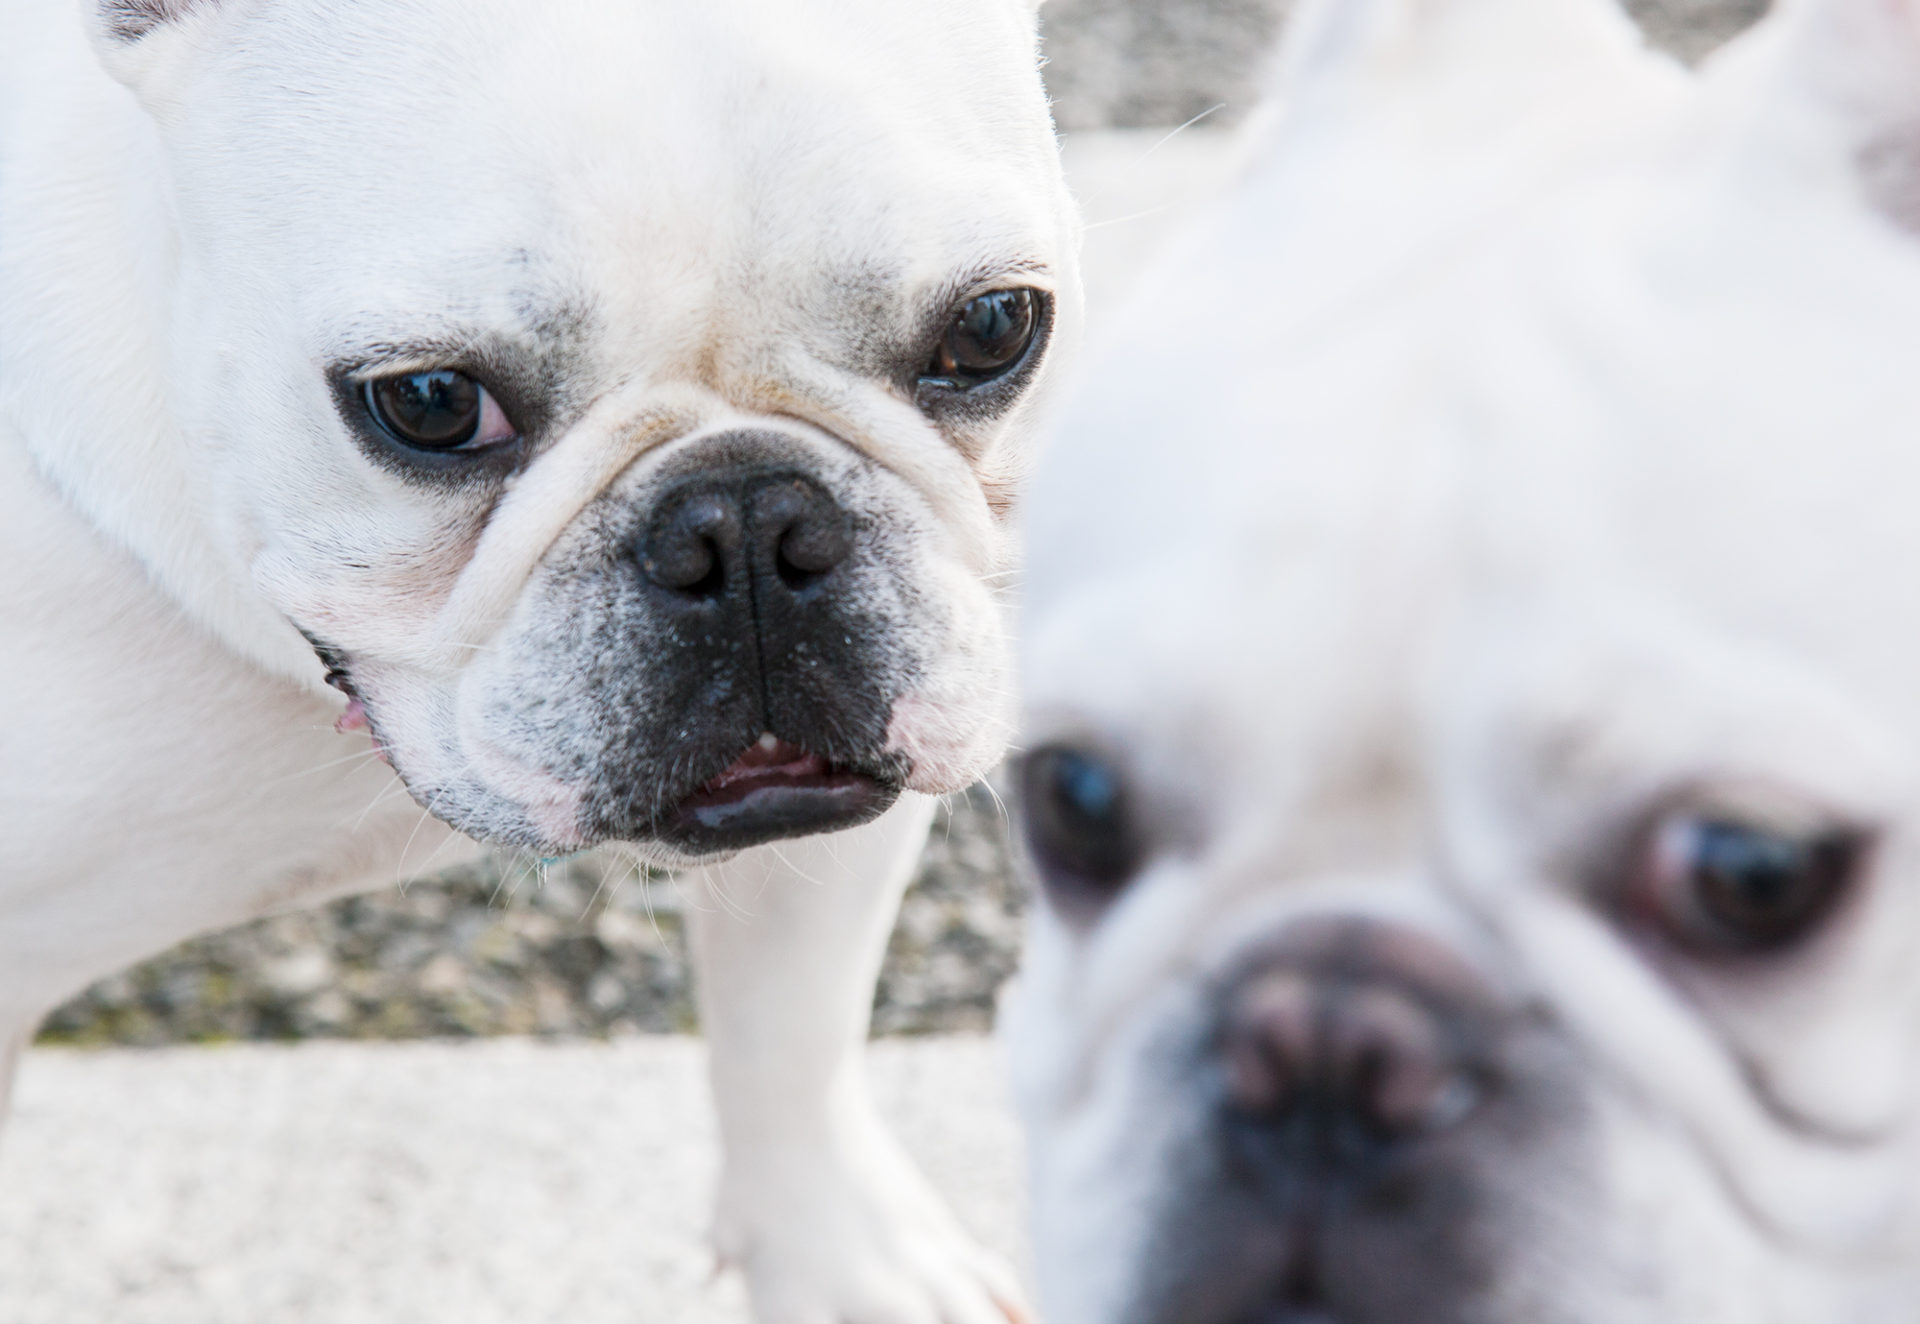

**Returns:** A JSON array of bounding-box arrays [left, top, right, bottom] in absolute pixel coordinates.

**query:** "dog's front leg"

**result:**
[[689, 794, 1025, 1324]]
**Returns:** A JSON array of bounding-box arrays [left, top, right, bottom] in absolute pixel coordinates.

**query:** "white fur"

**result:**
[[1013, 0, 1920, 1319], [0, 1, 1078, 1319]]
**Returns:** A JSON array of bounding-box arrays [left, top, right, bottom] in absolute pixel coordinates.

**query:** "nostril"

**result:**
[[757, 477, 852, 593], [1220, 966, 1489, 1153], [644, 533, 725, 598], [776, 523, 850, 590], [676, 538, 726, 599], [1331, 987, 1479, 1140], [644, 493, 740, 599], [1221, 971, 1315, 1116]]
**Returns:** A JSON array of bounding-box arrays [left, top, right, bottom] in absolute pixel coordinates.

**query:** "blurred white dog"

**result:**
[[0, 1, 1076, 1319], [1009, 0, 1920, 1319]]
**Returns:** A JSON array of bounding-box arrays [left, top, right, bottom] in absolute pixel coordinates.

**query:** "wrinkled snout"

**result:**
[[629, 455, 891, 851], [1116, 916, 1558, 1324], [411, 425, 969, 858], [1217, 917, 1499, 1177]]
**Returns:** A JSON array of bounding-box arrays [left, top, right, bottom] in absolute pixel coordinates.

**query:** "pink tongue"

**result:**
[[702, 735, 829, 792]]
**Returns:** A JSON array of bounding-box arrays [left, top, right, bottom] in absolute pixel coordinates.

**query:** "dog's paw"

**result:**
[[712, 1121, 1028, 1324]]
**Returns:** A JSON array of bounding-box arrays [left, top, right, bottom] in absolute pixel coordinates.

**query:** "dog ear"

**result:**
[[1271, 0, 1652, 125], [1741, 0, 1920, 234]]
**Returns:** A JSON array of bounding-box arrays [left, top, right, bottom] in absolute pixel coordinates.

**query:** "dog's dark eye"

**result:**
[[1019, 744, 1143, 908], [1641, 815, 1864, 954], [928, 289, 1040, 387], [363, 370, 513, 452]]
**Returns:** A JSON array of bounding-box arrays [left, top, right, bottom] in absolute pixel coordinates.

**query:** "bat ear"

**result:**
[[1272, 0, 1654, 129], [1732, 0, 1920, 234], [85, 0, 228, 103]]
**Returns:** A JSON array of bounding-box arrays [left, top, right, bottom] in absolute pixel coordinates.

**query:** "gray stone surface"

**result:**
[[0, 1037, 1024, 1324], [40, 788, 1025, 1045], [1042, 0, 1293, 132], [1040, 0, 1770, 130], [1621, 0, 1770, 62]]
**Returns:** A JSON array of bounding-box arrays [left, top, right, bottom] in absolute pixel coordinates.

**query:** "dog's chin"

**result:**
[[656, 736, 901, 856], [378, 733, 903, 863]]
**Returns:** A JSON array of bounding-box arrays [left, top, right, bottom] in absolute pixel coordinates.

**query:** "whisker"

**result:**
[[1131, 102, 1227, 167], [401, 821, 466, 887], [579, 852, 620, 921], [768, 842, 826, 890], [978, 778, 1013, 832], [489, 850, 532, 907], [262, 746, 389, 787], [697, 863, 751, 922], [1082, 203, 1178, 233], [351, 777, 411, 832], [674, 866, 717, 917], [635, 864, 671, 950], [395, 805, 438, 884]]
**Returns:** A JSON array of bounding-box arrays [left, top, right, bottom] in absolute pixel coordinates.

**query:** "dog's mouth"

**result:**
[[662, 733, 898, 854], [307, 633, 902, 855]]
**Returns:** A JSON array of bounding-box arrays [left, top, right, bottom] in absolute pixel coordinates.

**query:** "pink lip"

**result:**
[[689, 734, 838, 806], [334, 699, 391, 766], [665, 732, 892, 852], [335, 698, 370, 734]]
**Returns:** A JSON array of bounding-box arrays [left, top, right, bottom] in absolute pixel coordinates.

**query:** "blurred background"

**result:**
[[38, 0, 1769, 1052]]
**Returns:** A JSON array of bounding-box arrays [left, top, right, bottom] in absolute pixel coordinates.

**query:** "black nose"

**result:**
[[1217, 918, 1500, 1177], [642, 471, 852, 602]]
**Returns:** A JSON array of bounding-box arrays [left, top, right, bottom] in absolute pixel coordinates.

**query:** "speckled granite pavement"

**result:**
[[38, 790, 1027, 1046]]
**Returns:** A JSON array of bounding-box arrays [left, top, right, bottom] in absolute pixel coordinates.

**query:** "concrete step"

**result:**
[[0, 1037, 1023, 1324]]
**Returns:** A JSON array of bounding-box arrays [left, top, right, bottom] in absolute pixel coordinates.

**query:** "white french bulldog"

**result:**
[[1009, 0, 1920, 1319], [0, 1, 1077, 1319]]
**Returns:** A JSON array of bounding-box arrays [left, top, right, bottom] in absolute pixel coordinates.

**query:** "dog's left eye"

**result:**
[[1639, 814, 1865, 955], [926, 288, 1041, 387], [363, 370, 515, 452], [1018, 744, 1144, 911]]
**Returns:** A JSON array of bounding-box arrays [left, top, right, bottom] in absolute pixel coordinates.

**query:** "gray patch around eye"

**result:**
[[809, 263, 912, 380], [101, 0, 207, 40], [323, 292, 600, 490], [795, 259, 1056, 425]]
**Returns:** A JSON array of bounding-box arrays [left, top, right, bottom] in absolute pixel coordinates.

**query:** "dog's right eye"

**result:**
[[925, 288, 1043, 389], [1019, 745, 1143, 908], [1637, 813, 1867, 956], [363, 370, 514, 452]]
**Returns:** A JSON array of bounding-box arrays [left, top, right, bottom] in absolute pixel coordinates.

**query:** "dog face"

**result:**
[[90, 0, 1074, 860], [1009, 0, 1920, 1319]]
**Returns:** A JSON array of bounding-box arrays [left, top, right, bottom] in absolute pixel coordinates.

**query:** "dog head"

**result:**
[[1009, 0, 1920, 1318], [80, 0, 1075, 860]]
